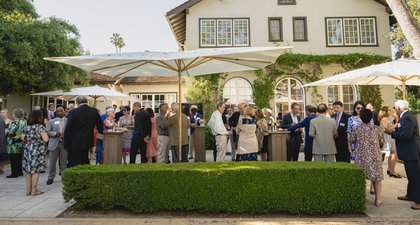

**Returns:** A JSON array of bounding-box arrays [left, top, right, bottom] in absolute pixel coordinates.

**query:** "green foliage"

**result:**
[[204, 126, 215, 151], [185, 74, 227, 120], [110, 33, 125, 55], [0, 0, 86, 96], [63, 162, 366, 214], [359, 86, 383, 112], [252, 53, 390, 107]]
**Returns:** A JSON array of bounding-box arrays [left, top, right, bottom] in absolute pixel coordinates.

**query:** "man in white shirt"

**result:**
[[208, 102, 230, 162]]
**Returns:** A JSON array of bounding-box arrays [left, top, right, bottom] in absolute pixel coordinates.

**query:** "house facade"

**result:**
[[166, 0, 396, 116]]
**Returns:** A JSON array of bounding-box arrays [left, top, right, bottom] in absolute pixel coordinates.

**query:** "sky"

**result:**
[[33, 0, 188, 54]]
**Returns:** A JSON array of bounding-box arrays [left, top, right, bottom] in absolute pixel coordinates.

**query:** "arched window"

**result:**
[[275, 78, 305, 120], [223, 77, 253, 105], [327, 85, 357, 114]]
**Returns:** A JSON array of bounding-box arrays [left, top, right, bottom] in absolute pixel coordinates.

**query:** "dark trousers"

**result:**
[[171, 145, 189, 163], [286, 134, 301, 161], [67, 148, 90, 168], [404, 160, 420, 204], [130, 141, 147, 164], [304, 146, 313, 162], [9, 153, 23, 176], [335, 142, 351, 163]]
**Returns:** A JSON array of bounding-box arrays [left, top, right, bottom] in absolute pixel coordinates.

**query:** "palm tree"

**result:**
[[117, 37, 125, 55], [110, 33, 121, 54]]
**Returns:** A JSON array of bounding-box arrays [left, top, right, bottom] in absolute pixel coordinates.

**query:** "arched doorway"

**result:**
[[223, 77, 253, 106], [275, 78, 305, 120]]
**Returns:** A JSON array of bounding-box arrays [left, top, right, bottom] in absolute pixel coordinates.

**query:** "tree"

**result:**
[[0, 0, 86, 96], [388, 0, 420, 109], [386, 0, 420, 59], [110, 33, 125, 54]]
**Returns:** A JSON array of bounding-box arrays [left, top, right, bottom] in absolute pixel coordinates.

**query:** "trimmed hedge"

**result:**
[[62, 162, 366, 214]]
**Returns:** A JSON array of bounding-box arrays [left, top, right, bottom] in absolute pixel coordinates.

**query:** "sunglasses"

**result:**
[[356, 107, 363, 110]]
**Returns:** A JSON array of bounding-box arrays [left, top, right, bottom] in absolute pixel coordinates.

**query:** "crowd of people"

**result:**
[[0, 97, 419, 210]]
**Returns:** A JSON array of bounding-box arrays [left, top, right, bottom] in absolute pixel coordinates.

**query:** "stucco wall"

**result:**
[[185, 0, 391, 56]]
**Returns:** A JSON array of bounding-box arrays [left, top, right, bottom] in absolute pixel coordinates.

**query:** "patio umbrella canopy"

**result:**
[[32, 85, 136, 106], [45, 46, 292, 159], [304, 59, 420, 100]]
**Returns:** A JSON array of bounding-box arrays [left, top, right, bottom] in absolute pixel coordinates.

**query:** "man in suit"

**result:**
[[309, 103, 338, 162], [0, 116, 6, 174], [188, 105, 202, 160], [288, 105, 317, 161], [331, 101, 351, 162], [130, 102, 151, 164], [281, 103, 302, 161], [64, 97, 103, 167], [163, 102, 190, 163], [387, 100, 420, 210], [46, 107, 67, 185]]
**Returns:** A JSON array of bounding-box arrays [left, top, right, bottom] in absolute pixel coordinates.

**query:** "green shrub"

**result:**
[[62, 162, 366, 214]]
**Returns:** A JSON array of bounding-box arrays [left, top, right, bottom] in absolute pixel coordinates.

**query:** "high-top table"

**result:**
[[268, 130, 289, 161], [103, 130, 124, 164], [193, 126, 206, 162]]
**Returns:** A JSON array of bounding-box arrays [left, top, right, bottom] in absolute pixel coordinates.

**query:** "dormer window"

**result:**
[[278, 0, 296, 5]]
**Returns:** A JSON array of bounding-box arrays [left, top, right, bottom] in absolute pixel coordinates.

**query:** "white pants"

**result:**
[[157, 135, 170, 163], [216, 135, 228, 162], [313, 154, 335, 162]]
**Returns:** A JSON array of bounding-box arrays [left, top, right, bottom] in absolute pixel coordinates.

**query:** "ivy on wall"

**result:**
[[252, 53, 390, 108]]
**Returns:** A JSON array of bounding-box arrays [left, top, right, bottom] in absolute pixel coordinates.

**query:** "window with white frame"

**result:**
[[223, 78, 253, 105], [326, 17, 377, 46], [275, 78, 305, 120], [200, 18, 250, 47], [327, 85, 358, 114], [130, 93, 177, 113]]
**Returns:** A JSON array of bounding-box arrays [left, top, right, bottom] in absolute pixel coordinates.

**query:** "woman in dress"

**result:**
[[255, 109, 269, 161], [118, 106, 134, 164], [347, 101, 367, 161], [378, 106, 401, 178], [146, 108, 157, 163], [236, 106, 258, 161], [6, 108, 26, 178], [0, 109, 11, 174], [22, 110, 49, 196], [350, 109, 384, 206]]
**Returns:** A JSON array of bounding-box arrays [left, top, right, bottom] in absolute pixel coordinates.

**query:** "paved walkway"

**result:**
[[0, 152, 418, 224]]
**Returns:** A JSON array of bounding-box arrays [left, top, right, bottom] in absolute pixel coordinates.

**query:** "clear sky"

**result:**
[[33, 0, 187, 54]]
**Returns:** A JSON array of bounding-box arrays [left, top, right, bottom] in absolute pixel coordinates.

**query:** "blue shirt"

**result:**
[[288, 114, 316, 150], [190, 112, 202, 134]]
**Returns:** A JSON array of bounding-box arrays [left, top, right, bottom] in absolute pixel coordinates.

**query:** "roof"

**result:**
[[166, 0, 388, 48], [89, 73, 184, 85]]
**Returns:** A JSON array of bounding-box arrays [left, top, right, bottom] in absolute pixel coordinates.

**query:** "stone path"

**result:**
[[0, 152, 418, 224]]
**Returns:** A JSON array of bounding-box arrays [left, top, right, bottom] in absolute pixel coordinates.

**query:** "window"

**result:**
[[326, 17, 377, 46], [275, 78, 305, 120], [223, 78, 253, 105], [200, 18, 249, 47], [327, 85, 358, 114], [278, 0, 296, 5], [360, 18, 377, 45], [293, 17, 307, 41], [268, 18, 283, 42], [130, 93, 177, 113]]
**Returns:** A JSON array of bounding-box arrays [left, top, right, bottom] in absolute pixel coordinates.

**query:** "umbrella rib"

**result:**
[[183, 58, 214, 71], [389, 76, 403, 81], [365, 76, 379, 85], [114, 61, 151, 78], [155, 60, 177, 71], [91, 60, 148, 72], [182, 57, 200, 71]]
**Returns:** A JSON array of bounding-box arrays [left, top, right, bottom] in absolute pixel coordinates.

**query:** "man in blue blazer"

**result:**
[[331, 101, 351, 163], [281, 103, 302, 161], [387, 100, 420, 210]]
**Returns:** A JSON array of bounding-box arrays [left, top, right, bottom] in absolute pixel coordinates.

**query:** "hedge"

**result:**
[[62, 162, 366, 214]]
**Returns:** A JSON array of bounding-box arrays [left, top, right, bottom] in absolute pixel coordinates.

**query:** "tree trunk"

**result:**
[[386, 0, 420, 59]]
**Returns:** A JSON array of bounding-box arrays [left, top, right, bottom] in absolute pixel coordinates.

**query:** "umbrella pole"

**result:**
[[178, 71, 182, 162], [402, 80, 407, 100]]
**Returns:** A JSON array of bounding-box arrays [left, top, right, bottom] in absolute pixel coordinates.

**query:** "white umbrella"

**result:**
[[304, 59, 420, 100], [32, 85, 136, 106], [44, 46, 292, 159]]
